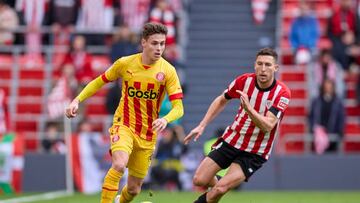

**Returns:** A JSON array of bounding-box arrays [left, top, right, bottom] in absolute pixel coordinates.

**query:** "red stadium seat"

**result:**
[[0, 69, 11, 79], [15, 120, 37, 132], [19, 69, 45, 80], [18, 86, 43, 96], [346, 89, 356, 99], [290, 89, 306, 99], [286, 106, 307, 116], [280, 72, 306, 82], [346, 106, 360, 116], [16, 103, 42, 114], [85, 103, 108, 115], [280, 123, 306, 134]]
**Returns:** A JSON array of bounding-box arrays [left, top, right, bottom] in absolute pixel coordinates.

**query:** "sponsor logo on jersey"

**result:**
[[127, 87, 159, 99], [156, 72, 165, 82], [277, 97, 289, 110]]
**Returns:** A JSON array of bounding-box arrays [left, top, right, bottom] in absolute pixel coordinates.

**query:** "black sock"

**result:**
[[194, 192, 207, 203]]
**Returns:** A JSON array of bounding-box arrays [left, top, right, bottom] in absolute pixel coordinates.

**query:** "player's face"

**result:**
[[254, 55, 278, 88], [141, 34, 166, 63]]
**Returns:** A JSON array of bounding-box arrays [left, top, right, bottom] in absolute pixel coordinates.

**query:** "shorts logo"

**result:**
[[277, 97, 289, 110], [112, 135, 120, 143], [156, 72, 165, 82], [214, 142, 223, 150]]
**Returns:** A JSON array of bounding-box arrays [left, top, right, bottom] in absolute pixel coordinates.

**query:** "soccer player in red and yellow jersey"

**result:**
[[65, 22, 184, 203]]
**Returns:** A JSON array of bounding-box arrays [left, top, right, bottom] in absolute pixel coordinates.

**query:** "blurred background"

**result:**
[[0, 0, 359, 201]]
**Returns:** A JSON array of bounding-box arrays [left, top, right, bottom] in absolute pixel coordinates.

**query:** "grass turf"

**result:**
[[1, 191, 360, 203]]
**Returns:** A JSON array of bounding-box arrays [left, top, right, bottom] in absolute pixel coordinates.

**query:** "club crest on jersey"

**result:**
[[156, 72, 165, 82], [277, 97, 289, 110], [266, 100, 273, 109], [112, 135, 120, 143]]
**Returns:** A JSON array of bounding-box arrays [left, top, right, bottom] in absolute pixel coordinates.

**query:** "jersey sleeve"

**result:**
[[165, 67, 183, 101], [269, 88, 291, 119], [224, 74, 247, 99], [101, 58, 125, 82]]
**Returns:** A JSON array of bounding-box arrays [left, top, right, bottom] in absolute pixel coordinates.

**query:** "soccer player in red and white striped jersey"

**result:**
[[66, 22, 183, 203], [184, 48, 291, 203]]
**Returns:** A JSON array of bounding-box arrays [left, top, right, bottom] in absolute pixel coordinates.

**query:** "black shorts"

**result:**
[[208, 140, 267, 181]]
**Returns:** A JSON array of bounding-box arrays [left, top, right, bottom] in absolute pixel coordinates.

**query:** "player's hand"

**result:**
[[65, 98, 80, 118], [236, 90, 250, 111], [152, 118, 168, 132], [184, 125, 205, 145]]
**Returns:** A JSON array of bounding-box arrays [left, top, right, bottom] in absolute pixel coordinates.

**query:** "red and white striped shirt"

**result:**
[[222, 73, 291, 159]]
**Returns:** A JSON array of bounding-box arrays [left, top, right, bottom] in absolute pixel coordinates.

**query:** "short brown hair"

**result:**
[[256, 47, 278, 62], [142, 22, 168, 40]]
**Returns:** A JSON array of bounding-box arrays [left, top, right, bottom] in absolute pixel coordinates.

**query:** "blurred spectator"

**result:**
[[0, 0, 19, 45], [0, 88, 8, 135], [149, 0, 177, 45], [48, 0, 79, 46], [290, 0, 319, 64], [309, 79, 345, 154], [151, 127, 184, 190], [76, 0, 113, 44], [61, 35, 94, 86], [308, 49, 345, 99], [42, 122, 66, 154], [105, 80, 122, 115], [119, 0, 151, 33], [16, 0, 47, 57], [327, 0, 358, 71], [110, 26, 138, 63], [251, 0, 271, 24]]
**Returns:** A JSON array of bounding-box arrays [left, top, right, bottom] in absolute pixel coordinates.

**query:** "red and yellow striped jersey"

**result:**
[[102, 53, 183, 141]]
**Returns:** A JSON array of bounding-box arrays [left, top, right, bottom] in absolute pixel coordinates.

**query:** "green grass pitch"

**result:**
[[1, 191, 360, 203]]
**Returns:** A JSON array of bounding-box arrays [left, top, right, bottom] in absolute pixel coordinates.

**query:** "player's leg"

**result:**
[[194, 141, 235, 188], [198, 150, 267, 203], [101, 125, 133, 203], [192, 157, 222, 187], [118, 135, 155, 203], [119, 175, 144, 203], [206, 163, 246, 203]]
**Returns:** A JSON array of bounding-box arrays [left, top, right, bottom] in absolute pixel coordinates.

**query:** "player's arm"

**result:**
[[237, 90, 286, 133], [153, 98, 184, 132], [184, 94, 229, 144], [244, 105, 279, 133], [163, 99, 184, 123]]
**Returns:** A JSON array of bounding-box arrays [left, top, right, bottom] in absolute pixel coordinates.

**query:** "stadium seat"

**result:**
[[19, 69, 45, 80], [16, 103, 42, 114], [280, 72, 306, 82], [85, 102, 108, 115], [346, 106, 360, 116], [18, 86, 43, 96], [0, 69, 11, 79], [285, 106, 307, 116], [290, 89, 306, 99], [15, 120, 37, 132]]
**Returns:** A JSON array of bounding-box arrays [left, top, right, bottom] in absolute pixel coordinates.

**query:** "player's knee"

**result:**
[[192, 175, 207, 186], [112, 162, 126, 173], [127, 185, 141, 196]]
